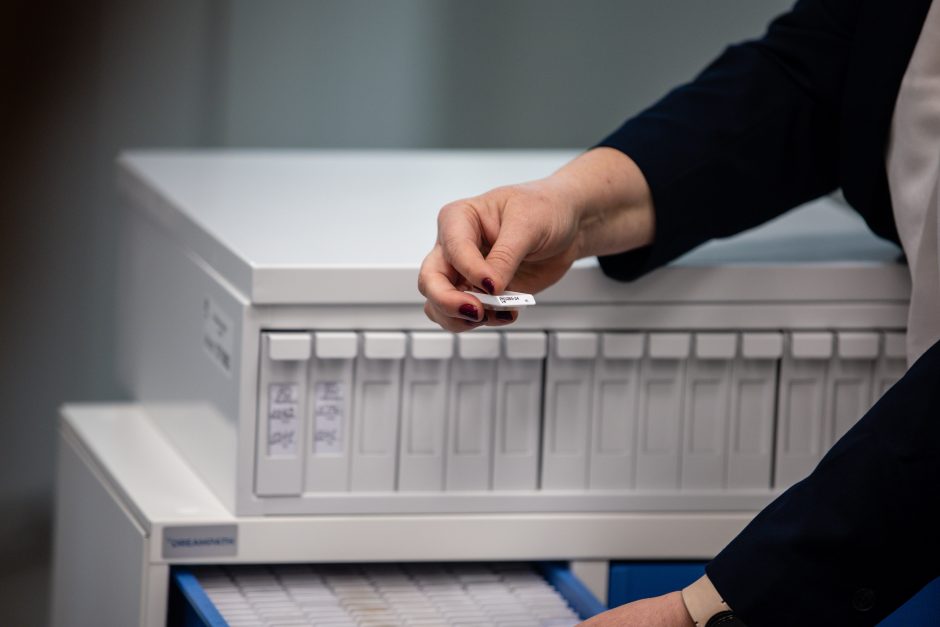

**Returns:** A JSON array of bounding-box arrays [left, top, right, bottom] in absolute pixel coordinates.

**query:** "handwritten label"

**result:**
[[268, 383, 299, 456], [313, 381, 345, 454], [202, 297, 234, 377]]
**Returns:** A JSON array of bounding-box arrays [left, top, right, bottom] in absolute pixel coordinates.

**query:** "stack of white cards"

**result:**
[[192, 562, 581, 626]]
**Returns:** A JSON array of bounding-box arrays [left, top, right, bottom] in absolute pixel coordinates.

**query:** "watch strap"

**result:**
[[706, 610, 747, 626]]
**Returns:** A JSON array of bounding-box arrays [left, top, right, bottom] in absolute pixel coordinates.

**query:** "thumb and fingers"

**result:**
[[418, 245, 484, 332], [480, 220, 542, 293], [418, 244, 521, 332], [419, 197, 543, 332], [437, 199, 541, 294]]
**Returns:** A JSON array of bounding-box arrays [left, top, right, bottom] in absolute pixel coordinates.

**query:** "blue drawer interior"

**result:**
[[608, 561, 706, 607], [169, 569, 228, 627], [169, 561, 606, 627]]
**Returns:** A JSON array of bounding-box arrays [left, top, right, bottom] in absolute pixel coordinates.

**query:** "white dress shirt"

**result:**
[[887, 0, 940, 365]]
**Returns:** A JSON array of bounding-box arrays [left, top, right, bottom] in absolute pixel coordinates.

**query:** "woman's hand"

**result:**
[[418, 147, 655, 332], [579, 592, 696, 627], [418, 180, 583, 332]]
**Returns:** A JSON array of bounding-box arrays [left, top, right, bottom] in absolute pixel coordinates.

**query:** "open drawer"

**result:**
[[168, 561, 605, 626]]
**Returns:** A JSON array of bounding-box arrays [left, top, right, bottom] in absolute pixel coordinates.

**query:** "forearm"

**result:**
[[579, 591, 694, 627], [546, 147, 655, 259]]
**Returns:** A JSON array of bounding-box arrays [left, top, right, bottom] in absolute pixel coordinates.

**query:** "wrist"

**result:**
[[549, 147, 655, 260], [668, 590, 698, 627]]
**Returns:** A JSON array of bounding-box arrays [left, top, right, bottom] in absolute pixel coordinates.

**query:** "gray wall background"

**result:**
[[0, 1, 791, 624]]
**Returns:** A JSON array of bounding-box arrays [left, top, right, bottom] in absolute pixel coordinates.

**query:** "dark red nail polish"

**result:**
[[482, 278, 496, 294], [495, 311, 513, 321], [458, 303, 479, 320], [464, 313, 487, 327]]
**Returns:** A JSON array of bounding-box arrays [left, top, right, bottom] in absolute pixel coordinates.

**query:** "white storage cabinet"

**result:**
[[116, 151, 910, 517]]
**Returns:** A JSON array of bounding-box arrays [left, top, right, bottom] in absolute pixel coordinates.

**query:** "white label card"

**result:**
[[267, 383, 299, 456], [464, 290, 536, 310], [313, 381, 345, 454]]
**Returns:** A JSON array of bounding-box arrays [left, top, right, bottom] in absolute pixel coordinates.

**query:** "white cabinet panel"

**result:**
[[726, 356, 777, 490], [541, 333, 597, 489], [398, 333, 451, 491], [636, 356, 686, 490], [589, 334, 643, 490], [305, 332, 356, 492], [493, 350, 544, 490], [681, 355, 732, 490], [350, 333, 405, 491], [256, 333, 309, 496], [445, 335, 499, 490]]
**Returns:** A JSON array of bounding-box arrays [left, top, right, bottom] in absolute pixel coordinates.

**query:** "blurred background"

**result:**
[[0, 1, 790, 623]]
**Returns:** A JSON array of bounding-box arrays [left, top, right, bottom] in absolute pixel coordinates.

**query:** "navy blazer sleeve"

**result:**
[[708, 339, 940, 626], [596, 0, 858, 279], [595, 1, 940, 624]]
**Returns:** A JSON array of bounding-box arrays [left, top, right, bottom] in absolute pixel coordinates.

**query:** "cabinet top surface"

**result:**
[[118, 150, 908, 304]]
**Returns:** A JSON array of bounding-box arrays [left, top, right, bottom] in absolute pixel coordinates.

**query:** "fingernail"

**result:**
[[495, 311, 513, 321], [463, 313, 488, 327], [482, 278, 496, 294], [458, 303, 480, 321]]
